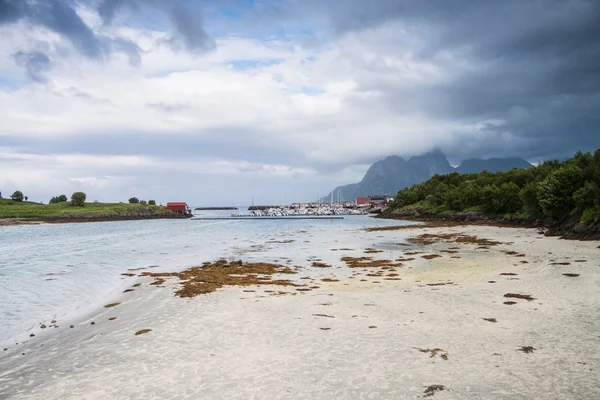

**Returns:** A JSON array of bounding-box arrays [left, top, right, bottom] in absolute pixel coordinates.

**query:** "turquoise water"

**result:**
[[0, 213, 409, 345]]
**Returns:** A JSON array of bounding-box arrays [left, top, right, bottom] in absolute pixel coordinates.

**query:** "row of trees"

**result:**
[[128, 197, 156, 205], [391, 149, 600, 222], [7, 191, 161, 208], [49, 194, 68, 203]]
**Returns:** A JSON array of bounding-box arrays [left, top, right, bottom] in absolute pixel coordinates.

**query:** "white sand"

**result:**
[[1, 224, 599, 399]]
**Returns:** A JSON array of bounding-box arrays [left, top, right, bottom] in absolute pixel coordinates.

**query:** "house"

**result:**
[[356, 197, 371, 206], [166, 202, 191, 214]]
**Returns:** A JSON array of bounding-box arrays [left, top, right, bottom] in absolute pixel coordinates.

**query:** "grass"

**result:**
[[0, 199, 169, 218]]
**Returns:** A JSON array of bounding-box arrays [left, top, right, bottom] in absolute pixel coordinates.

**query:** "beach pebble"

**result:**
[[70, 325, 75, 328], [30, 333, 35, 337], [91, 322, 95, 325], [40, 324, 47, 329]]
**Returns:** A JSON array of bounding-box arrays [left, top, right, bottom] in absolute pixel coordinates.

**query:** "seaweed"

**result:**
[[504, 293, 536, 301], [417, 348, 449, 360], [144, 260, 298, 297], [519, 346, 536, 354], [423, 385, 445, 397]]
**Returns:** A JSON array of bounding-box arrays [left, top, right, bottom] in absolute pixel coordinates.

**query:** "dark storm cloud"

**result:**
[[260, 0, 600, 160], [12, 50, 51, 82], [0, 0, 213, 79]]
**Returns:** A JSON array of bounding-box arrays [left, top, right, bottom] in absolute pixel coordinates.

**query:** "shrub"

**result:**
[[128, 197, 139, 204], [11, 191, 24, 201], [71, 192, 86, 206], [139, 200, 147, 205], [520, 182, 539, 216], [537, 166, 583, 218], [573, 181, 599, 212], [148, 200, 156, 205], [49, 194, 68, 204]]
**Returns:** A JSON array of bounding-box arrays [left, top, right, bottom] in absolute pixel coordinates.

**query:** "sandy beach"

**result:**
[[1, 223, 599, 399]]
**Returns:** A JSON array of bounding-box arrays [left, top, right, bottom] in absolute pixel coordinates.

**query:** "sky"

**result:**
[[0, 0, 599, 205]]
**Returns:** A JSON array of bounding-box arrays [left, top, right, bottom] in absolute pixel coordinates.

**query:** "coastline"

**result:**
[[1, 222, 598, 398], [0, 213, 191, 226], [377, 208, 600, 241]]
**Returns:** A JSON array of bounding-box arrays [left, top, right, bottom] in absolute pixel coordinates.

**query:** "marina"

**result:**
[[191, 216, 344, 220]]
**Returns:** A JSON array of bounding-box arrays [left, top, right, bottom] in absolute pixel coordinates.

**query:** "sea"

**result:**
[[0, 210, 410, 347]]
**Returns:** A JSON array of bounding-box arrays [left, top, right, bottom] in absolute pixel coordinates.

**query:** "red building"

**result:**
[[166, 202, 190, 214], [356, 197, 371, 206]]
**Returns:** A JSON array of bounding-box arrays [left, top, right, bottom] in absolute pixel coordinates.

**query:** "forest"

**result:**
[[390, 149, 600, 223]]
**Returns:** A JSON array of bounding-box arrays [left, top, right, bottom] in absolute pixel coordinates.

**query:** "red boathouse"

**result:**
[[166, 202, 190, 214]]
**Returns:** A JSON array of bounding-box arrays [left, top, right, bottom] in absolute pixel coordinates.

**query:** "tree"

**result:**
[[537, 166, 583, 218], [128, 197, 139, 204], [573, 181, 599, 212], [71, 192, 86, 206], [49, 194, 68, 204], [10, 191, 24, 201], [497, 182, 522, 213], [520, 182, 541, 217], [139, 200, 147, 205], [148, 200, 156, 205], [24, 196, 28, 201]]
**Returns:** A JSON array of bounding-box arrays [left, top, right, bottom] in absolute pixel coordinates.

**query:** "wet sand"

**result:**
[[1, 225, 599, 399]]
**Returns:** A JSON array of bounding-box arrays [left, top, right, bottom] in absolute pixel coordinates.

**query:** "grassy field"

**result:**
[[0, 199, 169, 219]]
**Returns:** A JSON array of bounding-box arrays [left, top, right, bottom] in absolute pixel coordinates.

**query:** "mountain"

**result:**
[[456, 158, 532, 174], [322, 151, 454, 202], [322, 152, 532, 202]]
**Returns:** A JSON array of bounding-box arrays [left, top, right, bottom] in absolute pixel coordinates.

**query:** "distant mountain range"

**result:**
[[322, 151, 532, 202]]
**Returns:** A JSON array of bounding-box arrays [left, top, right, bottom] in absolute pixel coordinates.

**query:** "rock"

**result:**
[[40, 324, 47, 329], [30, 333, 35, 337], [70, 325, 74, 328], [91, 322, 95, 325]]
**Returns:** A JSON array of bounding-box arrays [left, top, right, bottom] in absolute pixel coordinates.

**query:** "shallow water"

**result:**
[[0, 212, 410, 345]]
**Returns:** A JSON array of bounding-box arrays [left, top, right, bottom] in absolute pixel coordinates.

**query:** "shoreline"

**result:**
[[0, 214, 191, 226], [1, 222, 598, 398], [377, 208, 600, 240]]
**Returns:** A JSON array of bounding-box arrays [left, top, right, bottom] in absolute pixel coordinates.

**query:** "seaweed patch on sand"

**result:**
[[423, 384, 446, 397], [504, 293, 536, 301], [407, 233, 502, 247], [519, 346, 536, 354], [417, 348, 449, 360], [143, 260, 298, 297], [311, 262, 331, 268], [341, 257, 404, 268]]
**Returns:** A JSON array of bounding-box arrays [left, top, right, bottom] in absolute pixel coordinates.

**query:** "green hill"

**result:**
[[0, 199, 170, 219]]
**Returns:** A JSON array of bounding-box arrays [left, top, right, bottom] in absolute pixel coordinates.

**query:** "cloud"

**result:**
[[12, 50, 51, 82], [97, 0, 215, 53], [1, 0, 599, 203]]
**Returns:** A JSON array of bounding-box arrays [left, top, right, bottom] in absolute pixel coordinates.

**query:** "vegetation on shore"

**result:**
[[0, 198, 171, 219], [389, 149, 600, 223]]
